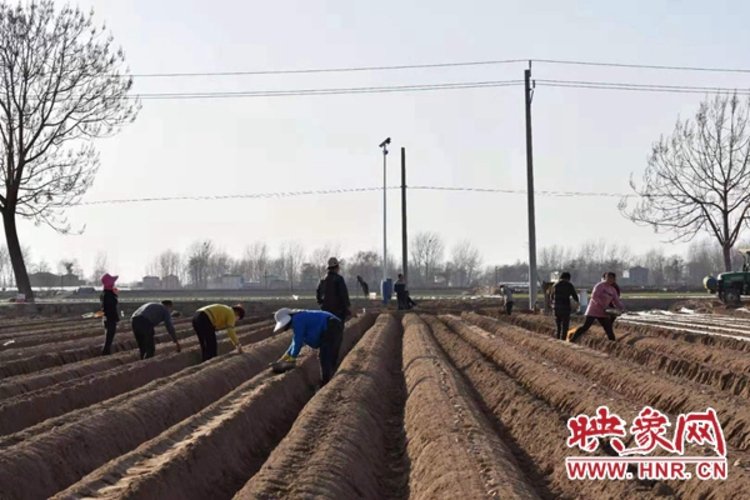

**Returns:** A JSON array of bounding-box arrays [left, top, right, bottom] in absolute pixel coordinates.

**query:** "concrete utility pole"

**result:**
[[524, 62, 538, 310], [379, 137, 391, 284], [401, 147, 408, 281]]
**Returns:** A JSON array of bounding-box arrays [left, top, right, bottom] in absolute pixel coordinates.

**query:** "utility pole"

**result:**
[[524, 62, 538, 311], [379, 137, 391, 301], [401, 147, 408, 281]]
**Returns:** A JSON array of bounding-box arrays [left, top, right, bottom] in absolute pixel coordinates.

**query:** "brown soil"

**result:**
[[401, 314, 539, 499], [1, 303, 749, 499], [0, 321, 275, 435], [451, 313, 750, 499], [235, 314, 407, 499], [53, 314, 377, 500]]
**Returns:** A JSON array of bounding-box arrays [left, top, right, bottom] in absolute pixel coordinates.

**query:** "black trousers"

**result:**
[[192, 311, 217, 362], [571, 316, 616, 342], [555, 312, 571, 340], [396, 291, 407, 310], [101, 319, 118, 355], [132, 316, 157, 359], [319, 318, 344, 386], [505, 301, 514, 315]]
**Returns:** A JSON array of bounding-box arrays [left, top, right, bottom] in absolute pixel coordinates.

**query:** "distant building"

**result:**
[[142, 276, 161, 290], [623, 266, 649, 287], [208, 274, 244, 290], [29, 272, 83, 288], [162, 274, 181, 289]]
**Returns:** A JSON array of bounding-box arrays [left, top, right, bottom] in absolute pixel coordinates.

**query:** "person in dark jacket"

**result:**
[[100, 273, 120, 355], [270, 308, 343, 386], [394, 274, 417, 310], [550, 272, 580, 340], [131, 300, 182, 359], [356, 275, 370, 298], [316, 257, 351, 322]]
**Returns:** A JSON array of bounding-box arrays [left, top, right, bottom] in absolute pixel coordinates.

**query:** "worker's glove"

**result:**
[[271, 354, 296, 374]]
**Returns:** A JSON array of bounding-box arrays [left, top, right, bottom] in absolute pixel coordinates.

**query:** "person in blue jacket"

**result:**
[[270, 308, 343, 386]]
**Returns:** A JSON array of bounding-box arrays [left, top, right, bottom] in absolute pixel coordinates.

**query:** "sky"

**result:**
[[21, 0, 750, 281]]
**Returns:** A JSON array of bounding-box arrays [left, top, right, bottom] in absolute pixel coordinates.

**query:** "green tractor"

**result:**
[[704, 249, 750, 306]]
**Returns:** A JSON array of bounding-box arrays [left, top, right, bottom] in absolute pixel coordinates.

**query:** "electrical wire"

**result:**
[[125, 57, 750, 79], [74, 185, 645, 207], [533, 58, 750, 74], [129, 59, 527, 78], [130, 80, 524, 100], [536, 79, 750, 95]]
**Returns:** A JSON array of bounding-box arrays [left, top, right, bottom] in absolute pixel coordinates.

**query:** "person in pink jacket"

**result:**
[[568, 272, 625, 342]]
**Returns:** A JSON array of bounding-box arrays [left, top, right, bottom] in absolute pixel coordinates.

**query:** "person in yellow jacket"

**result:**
[[192, 303, 245, 361]]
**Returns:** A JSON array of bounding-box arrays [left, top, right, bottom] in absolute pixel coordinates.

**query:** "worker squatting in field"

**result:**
[[568, 272, 625, 342], [191, 303, 245, 361], [130, 300, 181, 359], [270, 307, 344, 387]]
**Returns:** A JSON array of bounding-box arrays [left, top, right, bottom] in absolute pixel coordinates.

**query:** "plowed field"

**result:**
[[0, 307, 748, 499]]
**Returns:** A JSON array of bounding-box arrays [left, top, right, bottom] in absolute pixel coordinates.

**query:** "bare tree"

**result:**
[[410, 232, 445, 287], [280, 241, 304, 291], [243, 242, 269, 284], [451, 240, 483, 287], [208, 250, 234, 282], [31, 259, 50, 273], [0, 1, 139, 299], [0, 245, 9, 287], [186, 241, 213, 289], [622, 93, 750, 271], [309, 243, 341, 277], [90, 251, 109, 284], [156, 250, 181, 278]]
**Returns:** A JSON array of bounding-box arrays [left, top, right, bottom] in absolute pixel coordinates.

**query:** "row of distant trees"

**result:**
[[0, 234, 742, 292], [136, 232, 482, 291]]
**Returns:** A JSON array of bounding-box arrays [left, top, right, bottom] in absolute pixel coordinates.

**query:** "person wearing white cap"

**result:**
[[270, 307, 343, 387]]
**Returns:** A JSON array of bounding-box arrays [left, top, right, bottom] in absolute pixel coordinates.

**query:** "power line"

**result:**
[[126, 57, 750, 79], [74, 185, 645, 206], [537, 79, 750, 95], [534, 58, 750, 74], [129, 59, 527, 78], [130, 80, 524, 100], [74, 187, 387, 205]]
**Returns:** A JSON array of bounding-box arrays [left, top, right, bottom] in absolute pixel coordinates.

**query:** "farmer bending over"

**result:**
[[270, 308, 343, 387], [131, 300, 181, 359], [192, 304, 244, 361]]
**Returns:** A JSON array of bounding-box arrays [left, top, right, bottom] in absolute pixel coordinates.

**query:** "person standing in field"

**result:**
[[568, 272, 625, 342], [131, 300, 182, 359], [501, 285, 515, 315], [191, 303, 244, 361], [550, 272, 579, 340], [356, 275, 370, 298], [269, 308, 344, 387], [100, 273, 120, 355], [316, 257, 351, 322]]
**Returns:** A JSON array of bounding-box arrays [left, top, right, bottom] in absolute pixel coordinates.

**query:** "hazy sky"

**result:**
[[27, 0, 750, 281]]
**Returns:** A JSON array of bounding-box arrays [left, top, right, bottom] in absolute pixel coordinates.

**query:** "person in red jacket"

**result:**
[[568, 272, 625, 342]]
